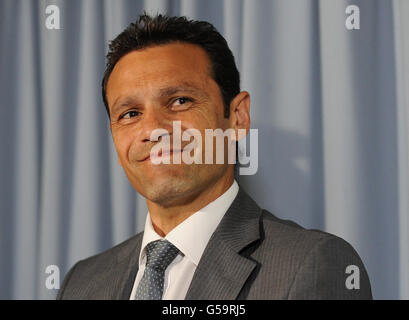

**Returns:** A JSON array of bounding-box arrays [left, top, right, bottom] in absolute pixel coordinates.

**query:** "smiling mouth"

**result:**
[[141, 149, 184, 162]]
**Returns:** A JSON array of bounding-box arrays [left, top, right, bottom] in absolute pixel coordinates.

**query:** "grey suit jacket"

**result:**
[[57, 187, 372, 299]]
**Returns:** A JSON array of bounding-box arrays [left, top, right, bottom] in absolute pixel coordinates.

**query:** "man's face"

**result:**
[[106, 42, 232, 206]]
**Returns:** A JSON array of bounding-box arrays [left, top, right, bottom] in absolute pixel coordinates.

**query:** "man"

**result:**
[[57, 14, 372, 300]]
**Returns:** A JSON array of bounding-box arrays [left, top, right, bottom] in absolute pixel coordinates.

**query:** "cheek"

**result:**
[[186, 108, 220, 130], [112, 129, 134, 161]]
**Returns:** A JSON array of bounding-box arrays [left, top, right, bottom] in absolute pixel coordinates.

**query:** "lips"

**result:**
[[140, 149, 183, 162]]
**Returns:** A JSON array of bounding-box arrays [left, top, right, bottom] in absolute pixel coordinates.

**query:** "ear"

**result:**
[[229, 91, 250, 141]]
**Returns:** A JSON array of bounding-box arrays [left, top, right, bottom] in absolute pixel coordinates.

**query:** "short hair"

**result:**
[[101, 13, 240, 119]]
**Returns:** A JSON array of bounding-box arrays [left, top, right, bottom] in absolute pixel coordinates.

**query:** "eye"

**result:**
[[173, 97, 192, 106], [119, 110, 141, 120]]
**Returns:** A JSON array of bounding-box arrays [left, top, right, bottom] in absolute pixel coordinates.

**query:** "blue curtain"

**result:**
[[1, 0, 408, 299]]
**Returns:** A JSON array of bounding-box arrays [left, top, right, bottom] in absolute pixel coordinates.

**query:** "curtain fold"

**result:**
[[393, 0, 409, 300], [0, 0, 408, 299]]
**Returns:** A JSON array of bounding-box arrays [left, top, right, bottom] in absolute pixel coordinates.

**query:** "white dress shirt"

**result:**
[[129, 180, 239, 300]]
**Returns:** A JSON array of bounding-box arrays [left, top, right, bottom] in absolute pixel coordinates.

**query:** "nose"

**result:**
[[139, 107, 172, 143]]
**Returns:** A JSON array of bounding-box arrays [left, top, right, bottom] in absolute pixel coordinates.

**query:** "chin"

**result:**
[[130, 163, 224, 206], [143, 179, 196, 207], [137, 165, 191, 197]]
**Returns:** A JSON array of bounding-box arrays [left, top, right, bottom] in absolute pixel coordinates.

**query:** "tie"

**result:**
[[134, 240, 180, 300]]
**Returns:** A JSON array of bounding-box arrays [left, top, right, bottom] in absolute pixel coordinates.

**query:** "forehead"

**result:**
[[106, 42, 213, 104]]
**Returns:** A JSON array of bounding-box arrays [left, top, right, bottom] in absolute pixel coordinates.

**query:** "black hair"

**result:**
[[101, 13, 240, 119]]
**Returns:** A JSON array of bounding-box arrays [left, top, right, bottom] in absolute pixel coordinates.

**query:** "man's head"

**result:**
[[102, 14, 241, 119], [103, 14, 250, 207]]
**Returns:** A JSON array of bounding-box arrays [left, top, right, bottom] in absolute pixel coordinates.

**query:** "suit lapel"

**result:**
[[108, 187, 262, 300], [109, 233, 143, 300], [185, 187, 262, 299]]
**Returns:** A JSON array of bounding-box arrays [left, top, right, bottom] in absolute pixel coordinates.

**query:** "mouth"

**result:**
[[140, 149, 184, 162]]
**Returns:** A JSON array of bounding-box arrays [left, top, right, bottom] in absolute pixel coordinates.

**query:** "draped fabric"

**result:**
[[0, 0, 408, 299]]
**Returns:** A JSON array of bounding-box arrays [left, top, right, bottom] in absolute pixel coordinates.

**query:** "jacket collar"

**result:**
[[113, 233, 143, 300], [185, 186, 262, 299], [114, 186, 262, 300]]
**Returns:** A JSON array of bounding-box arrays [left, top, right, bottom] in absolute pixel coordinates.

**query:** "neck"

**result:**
[[146, 169, 235, 237]]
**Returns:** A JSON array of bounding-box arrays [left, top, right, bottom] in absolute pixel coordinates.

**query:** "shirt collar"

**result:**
[[139, 180, 239, 267]]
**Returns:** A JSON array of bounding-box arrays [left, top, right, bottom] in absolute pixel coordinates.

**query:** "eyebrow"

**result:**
[[157, 84, 205, 98], [111, 83, 207, 114]]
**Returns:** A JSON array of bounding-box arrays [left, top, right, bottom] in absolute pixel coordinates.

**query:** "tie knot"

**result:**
[[145, 240, 179, 271]]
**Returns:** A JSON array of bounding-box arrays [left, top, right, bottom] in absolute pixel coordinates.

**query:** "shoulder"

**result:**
[[73, 231, 143, 271], [260, 209, 352, 257], [57, 232, 143, 299], [251, 209, 372, 299]]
